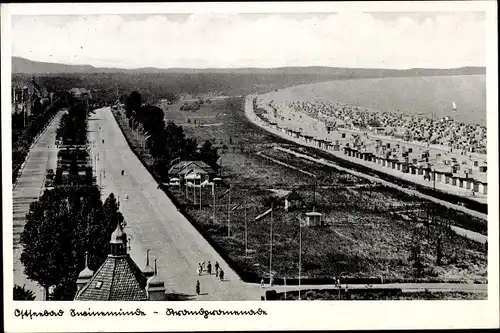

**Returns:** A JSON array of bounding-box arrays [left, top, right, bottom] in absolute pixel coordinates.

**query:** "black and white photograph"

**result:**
[[2, 1, 498, 332]]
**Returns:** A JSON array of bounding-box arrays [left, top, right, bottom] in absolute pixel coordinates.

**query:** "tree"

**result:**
[[32, 97, 43, 116], [119, 94, 128, 105], [198, 140, 220, 168], [183, 137, 198, 160], [13, 284, 36, 300], [103, 193, 124, 231], [139, 104, 165, 135], [55, 168, 63, 185], [125, 91, 142, 119], [20, 192, 74, 299], [51, 277, 78, 301]]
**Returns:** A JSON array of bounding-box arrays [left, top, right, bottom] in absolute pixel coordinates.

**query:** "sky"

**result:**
[[10, 12, 486, 69]]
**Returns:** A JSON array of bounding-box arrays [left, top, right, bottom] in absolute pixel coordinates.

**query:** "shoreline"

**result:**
[[244, 95, 487, 222]]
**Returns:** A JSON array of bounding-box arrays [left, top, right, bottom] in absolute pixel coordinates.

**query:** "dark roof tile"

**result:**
[[75, 255, 148, 301]]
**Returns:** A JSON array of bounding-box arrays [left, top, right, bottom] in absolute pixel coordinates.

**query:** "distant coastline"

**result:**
[[261, 74, 486, 126]]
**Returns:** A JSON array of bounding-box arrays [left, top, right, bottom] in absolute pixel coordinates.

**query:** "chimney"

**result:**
[[146, 259, 166, 301]]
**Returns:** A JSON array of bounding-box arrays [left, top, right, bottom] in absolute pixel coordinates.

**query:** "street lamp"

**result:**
[[298, 218, 302, 300]]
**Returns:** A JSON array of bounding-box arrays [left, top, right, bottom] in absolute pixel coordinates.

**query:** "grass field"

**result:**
[[260, 75, 486, 126], [156, 97, 487, 284]]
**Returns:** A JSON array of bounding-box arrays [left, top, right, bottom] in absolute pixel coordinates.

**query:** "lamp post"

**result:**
[[298, 217, 302, 300], [244, 197, 248, 257], [213, 182, 216, 223], [312, 175, 317, 212], [200, 179, 203, 211], [227, 185, 231, 237], [269, 202, 274, 286]]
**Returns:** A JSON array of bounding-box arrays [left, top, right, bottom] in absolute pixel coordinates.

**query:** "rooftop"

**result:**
[[74, 255, 148, 301]]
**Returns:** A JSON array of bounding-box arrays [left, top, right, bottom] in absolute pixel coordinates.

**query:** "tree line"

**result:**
[[16, 95, 126, 300], [19, 187, 124, 300], [56, 101, 89, 146], [12, 90, 72, 183], [122, 91, 220, 180]]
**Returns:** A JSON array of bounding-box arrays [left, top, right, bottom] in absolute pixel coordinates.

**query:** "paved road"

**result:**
[[88, 107, 263, 301], [13, 111, 64, 300], [245, 95, 488, 223]]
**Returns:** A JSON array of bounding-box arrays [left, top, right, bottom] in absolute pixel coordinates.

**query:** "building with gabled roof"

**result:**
[[74, 222, 166, 301], [268, 189, 303, 211], [168, 160, 217, 183]]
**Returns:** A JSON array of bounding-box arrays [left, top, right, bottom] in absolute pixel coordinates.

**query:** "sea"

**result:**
[[262, 75, 487, 126]]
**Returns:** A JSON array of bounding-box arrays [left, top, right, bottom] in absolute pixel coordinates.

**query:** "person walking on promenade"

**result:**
[[201, 261, 206, 273], [197, 263, 202, 276], [215, 266, 219, 278], [219, 269, 225, 282], [260, 279, 265, 288], [207, 261, 212, 275], [196, 280, 200, 295], [215, 261, 219, 274]]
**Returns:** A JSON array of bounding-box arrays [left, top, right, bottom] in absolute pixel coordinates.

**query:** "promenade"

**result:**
[[254, 96, 488, 205], [13, 111, 65, 300]]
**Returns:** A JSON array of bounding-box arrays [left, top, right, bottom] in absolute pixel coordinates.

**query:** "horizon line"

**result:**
[[12, 56, 486, 72]]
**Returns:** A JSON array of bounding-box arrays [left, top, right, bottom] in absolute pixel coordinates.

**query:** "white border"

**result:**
[[2, 2, 498, 332]]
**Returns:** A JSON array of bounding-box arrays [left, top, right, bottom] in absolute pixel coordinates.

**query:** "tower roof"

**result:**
[[74, 255, 148, 301], [110, 221, 127, 245], [77, 252, 94, 280], [147, 259, 165, 289], [142, 249, 154, 277]]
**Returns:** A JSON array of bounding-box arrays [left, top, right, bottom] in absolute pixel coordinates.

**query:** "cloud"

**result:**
[[11, 12, 485, 69]]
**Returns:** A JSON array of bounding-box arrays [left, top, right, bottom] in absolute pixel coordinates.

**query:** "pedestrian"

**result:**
[[215, 261, 219, 273], [201, 261, 206, 272], [196, 280, 200, 295], [207, 261, 212, 275], [219, 269, 224, 281], [260, 279, 265, 288], [197, 264, 202, 276], [215, 267, 219, 278]]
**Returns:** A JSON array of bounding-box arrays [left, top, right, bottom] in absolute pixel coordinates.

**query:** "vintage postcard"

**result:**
[[2, 1, 498, 332]]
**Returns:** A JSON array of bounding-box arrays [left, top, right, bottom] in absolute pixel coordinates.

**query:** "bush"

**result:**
[[13, 284, 36, 300]]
